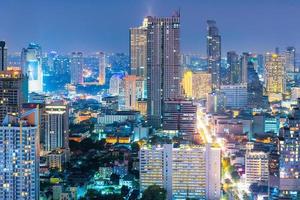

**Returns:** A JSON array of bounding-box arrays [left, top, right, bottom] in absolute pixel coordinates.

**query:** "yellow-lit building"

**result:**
[[182, 70, 193, 98], [182, 70, 212, 100], [136, 100, 147, 116], [265, 53, 285, 102]]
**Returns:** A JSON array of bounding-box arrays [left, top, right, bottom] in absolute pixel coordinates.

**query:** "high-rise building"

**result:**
[[44, 101, 69, 152], [109, 74, 123, 96], [21, 43, 43, 93], [0, 41, 8, 71], [285, 47, 296, 73], [245, 145, 269, 186], [207, 20, 221, 90], [139, 144, 221, 200], [227, 51, 241, 84], [240, 52, 249, 84], [192, 71, 212, 99], [0, 68, 28, 122], [146, 12, 181, 128], [206, 92, 226, 113], [98, 52, 106, 85], [124, 75, 137, 110], [0, 109, 40, 200], [163, 99, 197, 141], [247, 59, 264, 108], [22, 103, 45, 149], [182, 70, 193, 98], [70, 52, 83, 85], [220, 84, 248, 109], [182, 70, 212, 100], [130, 20, 147, 77], [265, 53, 285, 102]]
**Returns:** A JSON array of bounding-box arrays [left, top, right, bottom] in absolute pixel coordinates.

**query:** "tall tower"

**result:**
[[207, 20, 221, 91], [285, 46, 296, 73], [265, 53, 285, 102], [0, 68, 28, 122], [21, 43, 43, 93], [240, 52, 249, 84], [146, 12, 181, 128], [227, 51, 240, 84], [44, 101, 69, 152], [0, 109, 40, 200], [70, 52, 83, 85], [98, 52, 106, 85], [130, 19, 148, 77], [0, 41, 7, 71]]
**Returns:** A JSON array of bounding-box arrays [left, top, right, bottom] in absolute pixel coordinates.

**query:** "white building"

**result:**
[[21, 43, 43, 93], [220, 84, 248, 108], [139, 144, 221, 200], [109, 74, 123, 96], [45, 102, 69, 152], [245, 145, 269, 186], [0, 109, 40, 200]]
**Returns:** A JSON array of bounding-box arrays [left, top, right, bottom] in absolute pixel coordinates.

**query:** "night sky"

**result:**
[[1, 0, 300, 55]]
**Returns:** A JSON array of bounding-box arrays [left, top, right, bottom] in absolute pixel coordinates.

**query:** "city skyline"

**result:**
[[1, 0, 300, 54]]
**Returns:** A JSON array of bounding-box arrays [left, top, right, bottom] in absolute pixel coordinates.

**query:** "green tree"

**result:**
[[141, 185, 166, 200]]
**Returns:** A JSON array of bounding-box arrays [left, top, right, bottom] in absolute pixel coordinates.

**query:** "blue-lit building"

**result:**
[[21, 43, 43, 93]]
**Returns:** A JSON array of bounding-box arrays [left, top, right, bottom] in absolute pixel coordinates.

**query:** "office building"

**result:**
[[182, 70, 212, 100], [146, 12, 181, 128], [220, 84, 248, 109], [109, 74, 123, 96], [240, 52, 249, 84], [206, 92, 226, 113], [207, 20, 221, 90], [0, 41, 7, 71], [163, 99, 197, 141], [70, 52, 83, 85], [130, 20, 147, 77], [124, 75, 137, 110], [285, 47, 296, 73], [44, 101, 69, 152], [0, 109, 40, 200], [0, 68, 28, 122], [227, 51, 241, 84], [139, 144, 221, 200], [245, 148, 269, 186], [21, 43, 43, 93], [265, 53, 285, 102], [98, 52, 105, 85], [192, 71, 212, 99]]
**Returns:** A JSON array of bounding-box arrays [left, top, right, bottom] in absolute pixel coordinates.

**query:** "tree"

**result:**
[[110, 173, 120, 185], [141, 185, 166, 200]]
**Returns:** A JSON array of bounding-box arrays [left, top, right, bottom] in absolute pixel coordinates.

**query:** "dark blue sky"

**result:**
[[1, 0, 300, 55]]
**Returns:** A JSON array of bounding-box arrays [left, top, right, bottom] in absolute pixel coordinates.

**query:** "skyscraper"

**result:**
[[21, 43, 43, 93], [130, 19, 147, 77], [98, 52, 106, 85], [0, 68, 28, 122], [139, 144, 221, 200], [70, 52, 83, 85], [0, 109, 40, 200], [207, 20, 221, 90], [240, 52, 249, 84], [0, 41, 7, 71], [44, 101, 69, 152], [227, 51, 241, 84], [265, 53, 285, 102], [163, 99, 197, 141], [285, 46, 296, 73], [146, 12, 181, 128], [123, 75, 137, 110]]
